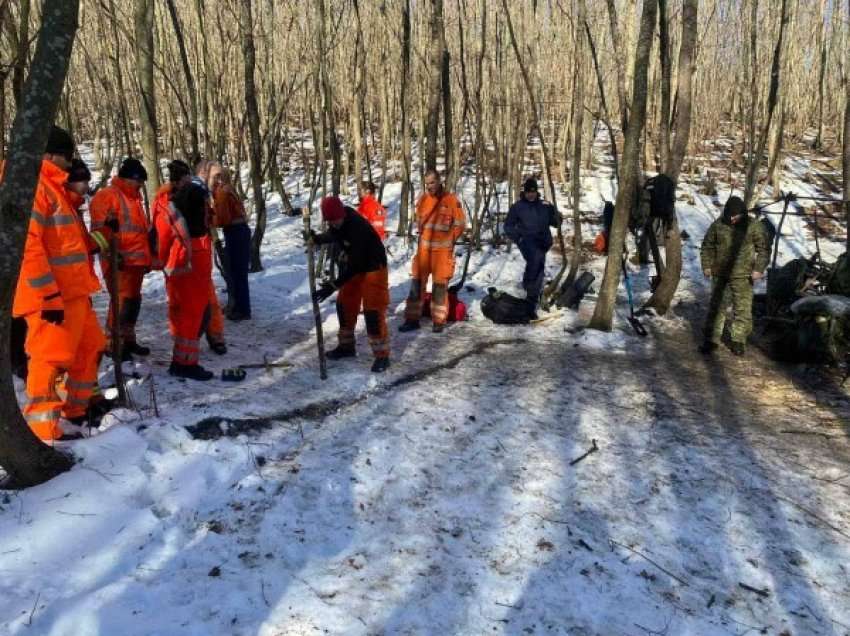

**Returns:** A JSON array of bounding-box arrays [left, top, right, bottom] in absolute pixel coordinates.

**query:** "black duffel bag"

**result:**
[[481, 287, 534, 324]]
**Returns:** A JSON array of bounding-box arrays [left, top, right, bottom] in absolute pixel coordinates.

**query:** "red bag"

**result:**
[[593, 232, 608, 254], [422, 291, 467, 322]]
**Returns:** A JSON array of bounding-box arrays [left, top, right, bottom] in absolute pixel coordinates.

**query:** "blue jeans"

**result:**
[[223, 223, 252, 317]]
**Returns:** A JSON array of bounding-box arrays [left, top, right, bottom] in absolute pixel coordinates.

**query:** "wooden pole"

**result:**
[[108, 232, 128, 404], [302, 208, 327, 380]]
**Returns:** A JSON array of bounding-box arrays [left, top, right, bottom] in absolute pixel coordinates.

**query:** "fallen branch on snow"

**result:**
[[570, 439, 599, 466]]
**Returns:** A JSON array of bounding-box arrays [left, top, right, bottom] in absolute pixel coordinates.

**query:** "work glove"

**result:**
[[302, 229, 318, 244], [312, 281, 336, 303], [41, 309, 64, 325], [105, 216, 120, 233]]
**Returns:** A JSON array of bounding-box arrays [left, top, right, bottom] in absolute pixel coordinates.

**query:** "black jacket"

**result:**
[[504, 197, 559, 251], [314, 207, 387, 287]]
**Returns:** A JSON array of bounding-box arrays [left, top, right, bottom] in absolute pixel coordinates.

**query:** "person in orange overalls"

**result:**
[[310, 197, 391, 373], [399, 169, 465, 333], [12, 126, 107, 441], [209, 164, 251, 320], [150, 159, 193, 268], [194, 159, 228, 354], [89, 158, 152, 359], [356, 181, 387, 241], [156, 181, 215, 381], [63, 159, 118, 423]]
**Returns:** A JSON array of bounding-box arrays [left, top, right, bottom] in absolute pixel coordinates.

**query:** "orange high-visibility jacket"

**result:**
[[90, 177, 151, 268], [149, 183, 174, 270], [155, 199, 198, 276], [415, 190, 465, 251], [12, 160, 101, 317], [357, 194, 387, 241]]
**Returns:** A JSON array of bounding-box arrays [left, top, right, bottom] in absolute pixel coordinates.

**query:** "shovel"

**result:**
[[621, 258, 648, 337]]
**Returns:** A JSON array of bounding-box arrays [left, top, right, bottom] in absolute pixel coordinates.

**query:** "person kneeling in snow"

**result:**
[[307, 196, 391, 374], [156, 182, 215, 381], [504, 177, 560, 315]]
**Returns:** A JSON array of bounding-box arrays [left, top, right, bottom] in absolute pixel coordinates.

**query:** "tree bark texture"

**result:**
[[240, 0, 267, 272], [590, 0, 657, 331], [647, 0, 698, 316], [133, 0, 161, 197], [0, 0, 78, 488]]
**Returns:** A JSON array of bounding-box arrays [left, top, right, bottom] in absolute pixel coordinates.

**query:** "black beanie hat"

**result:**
[[722, 196, 747, 223], [167, 159, 191, 184], [118, 157, 148, 182], [45, 126, 76, 158], [67, 158, 91, 184], [523, 177, 539, 192]]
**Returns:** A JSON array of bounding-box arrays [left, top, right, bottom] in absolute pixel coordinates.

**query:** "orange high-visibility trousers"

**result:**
[[167, 246, 212, 366], [23, 297, 106, 440], [104, 265, 145, 345], [337, 267, 390, 359], [404, 249, 455, 325], [206, 278, 225, 345]]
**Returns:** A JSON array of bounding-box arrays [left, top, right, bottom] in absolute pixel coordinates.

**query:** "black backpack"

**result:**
[[481, 288, 534, 324], [645, 174, 676, 224]]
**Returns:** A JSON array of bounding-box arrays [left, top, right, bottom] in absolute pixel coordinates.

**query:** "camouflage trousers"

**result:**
[[704, 277, 753, 344]]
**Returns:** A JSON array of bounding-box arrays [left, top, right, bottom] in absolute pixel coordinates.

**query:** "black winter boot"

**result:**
[[169, 362, 214, 381], [398, 320, 420, 332], [432, 322, 445, 333], [730, 341, 746, 356], [207, 336, 228, 355], [698, 341, 718, 355], [326, 345, 356, 360], [371, 357, 390, 373]]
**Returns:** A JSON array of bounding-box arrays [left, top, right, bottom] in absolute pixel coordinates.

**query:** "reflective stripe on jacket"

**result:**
[[415, 190, 465, 252], [90, 177, 151, 267], [12, 160, 101, 316]]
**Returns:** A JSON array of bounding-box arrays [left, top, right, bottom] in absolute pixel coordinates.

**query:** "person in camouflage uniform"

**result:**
[[699, 196, 769, 356]]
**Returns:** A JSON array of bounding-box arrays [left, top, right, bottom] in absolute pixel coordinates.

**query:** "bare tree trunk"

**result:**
[[442, 48, 455, 189], [424, 0, 445, 172], [567, 0, 589, 284], [0, 0, 78, 488], [590, 0, 657, 331], [605, 0, 629, 134], [398, 0, 412, 237], [164, 0, 200, 160], [10, 0, 29, 106], [844, 0, 850, 251], [241, 0, 267, 272], [105, 1, 133, 156], [647, 0, 698, 315], [585, 19, 619, 180], [813, 0, 828, 150], [134, 0, 161, 197], [744, 0, 790, 207], [657, 0, 672, 171]]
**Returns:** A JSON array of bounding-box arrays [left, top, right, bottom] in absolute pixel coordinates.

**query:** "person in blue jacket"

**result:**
[[504, 177, 560, 313]]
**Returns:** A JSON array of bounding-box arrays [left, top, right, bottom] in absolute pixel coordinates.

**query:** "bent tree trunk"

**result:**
[[646, 0, 697, 315], [241, 0, 267, 272], [0, 0, 79, 488], [133, 0, 161, 197], [589, 0, 657, 331], [845, 0, 850, 251]]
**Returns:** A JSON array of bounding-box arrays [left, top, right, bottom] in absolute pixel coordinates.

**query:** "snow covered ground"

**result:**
[[2, 143, 850, 635]]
